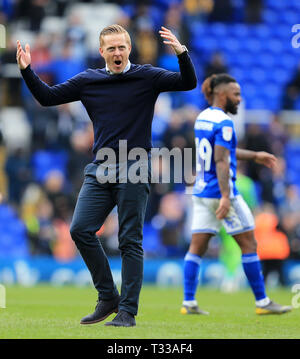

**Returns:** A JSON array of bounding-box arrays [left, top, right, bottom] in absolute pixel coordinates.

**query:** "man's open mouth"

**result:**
[[114, 60, 122, 66]]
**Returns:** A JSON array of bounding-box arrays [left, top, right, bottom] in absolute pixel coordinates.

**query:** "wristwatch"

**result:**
[[181, 45, 188, 53]]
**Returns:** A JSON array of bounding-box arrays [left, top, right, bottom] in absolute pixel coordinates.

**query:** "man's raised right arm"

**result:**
[[17, 41, 81, 106]]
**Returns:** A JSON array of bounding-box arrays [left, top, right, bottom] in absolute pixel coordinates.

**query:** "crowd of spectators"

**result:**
[[0, 0, 300, 268]]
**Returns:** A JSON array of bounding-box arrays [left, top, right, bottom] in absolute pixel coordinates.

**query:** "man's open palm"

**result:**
[[16, 40, 31, 70]]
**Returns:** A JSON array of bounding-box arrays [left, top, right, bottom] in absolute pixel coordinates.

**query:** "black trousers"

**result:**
[[70, 161, 150, 316]]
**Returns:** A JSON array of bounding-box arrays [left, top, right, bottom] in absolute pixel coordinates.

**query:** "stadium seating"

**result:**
[[188, 1, 300, 113], [0, 204, 29, 258], [31, 150, 68, 183]]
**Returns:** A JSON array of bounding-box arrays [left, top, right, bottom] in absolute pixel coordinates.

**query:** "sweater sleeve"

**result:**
[[151, 51, 197, 93], [20, 65, 83, 106]]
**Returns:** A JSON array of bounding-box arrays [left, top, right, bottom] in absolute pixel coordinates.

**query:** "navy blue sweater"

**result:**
[[21, 51, 197, 156]]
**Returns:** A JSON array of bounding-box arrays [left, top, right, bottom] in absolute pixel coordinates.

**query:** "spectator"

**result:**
[[245, 0, 263, 24], [135, 24, 158, 65], [145, 153, 172, 222], [244, 124, 274, 203], [5, 148, 32, 205], [157, 3, 190, 70], [34, 198, 56, 255], [0, 37, 22, 106], [67, 129, 94, 200], [16, 0, 49, 32], [268, 116, 289, 157], [35, 40, 86, 85], [278, 185, 300, 260], [97, 211, 120, 257], [204, 52, 229, 79], [255, 205, 290, 286], [157, 192, 186, 256], [281, 62, 300, 110], [272, 157, 289, 210], [209, 0, 233, 23], [236, 163, 258, 211], [43, 170, 72, 222], [184, 0, 214, 23], [65, 12, 87, 62], [52, 216, 77, 261]]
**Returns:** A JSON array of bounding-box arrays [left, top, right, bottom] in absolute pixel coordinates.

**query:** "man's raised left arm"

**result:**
[[151, 26, 197, 92]]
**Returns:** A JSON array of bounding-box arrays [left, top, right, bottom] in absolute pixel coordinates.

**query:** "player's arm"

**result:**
[[236, 148, 277, 169], [151, 27, 197, 92], [215, 145, 231, 220], [17, 40, 81, 106]]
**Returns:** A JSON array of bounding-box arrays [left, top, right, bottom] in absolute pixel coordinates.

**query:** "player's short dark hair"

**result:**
[[202, 73, 237, 105]]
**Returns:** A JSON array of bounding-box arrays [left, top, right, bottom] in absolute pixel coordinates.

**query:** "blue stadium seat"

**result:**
[[249, 67, 267, 84], [208, 22, 228, 38], [0, 204, 29, 258], [0, 204, 16, 220], [262, 9, 279, 24], [226, 51, 253, 68], [241, 38, 263, 53], [192, 34, 219, 53], [143, 223, 165, 256], [279, 10, 299, 25], [285, 141, 300, 186], [158, 54, 179, 72], [265, 39, 284, 54], [218, 37, 240, 53], [265, 0, 289, 9], [275, 53, 296, 71], [153, 0, 180, 9], [181, 86, 202, 108], [149, 5, 165, 30], [188, 23, 207, 38], [242, 83, 257, 98], [245, 97, 267, 110], [253, 53, 275, 68], [267, 67, 291, 85], [31, 150, 68, 183], [294, 97, 300, 110], [252, 24, 272, 40], [289, 0, 300, 9], [272, 24, 293, 40], [227, 23, 249, 38], [230, 67, 251, 83]]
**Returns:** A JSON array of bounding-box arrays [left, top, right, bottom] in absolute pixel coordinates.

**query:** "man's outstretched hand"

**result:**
[[16, 40, 31, 70], [159, 26, 185, 56], [254, 151, 277, 170]]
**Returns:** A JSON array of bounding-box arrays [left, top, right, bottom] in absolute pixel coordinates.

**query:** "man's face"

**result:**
[[224, 82, 241, 114], [99, 33, 131, 74]]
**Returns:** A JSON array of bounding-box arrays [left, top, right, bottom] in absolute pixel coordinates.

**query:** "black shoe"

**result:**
[[105, 310, 136, 327], [80, 296, 120, 325]]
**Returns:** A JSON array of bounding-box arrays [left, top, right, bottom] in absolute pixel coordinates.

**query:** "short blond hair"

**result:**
[[99, 24, 131, 47]]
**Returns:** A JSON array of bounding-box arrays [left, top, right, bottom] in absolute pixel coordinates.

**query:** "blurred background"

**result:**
[[1, 0, 300, 290]]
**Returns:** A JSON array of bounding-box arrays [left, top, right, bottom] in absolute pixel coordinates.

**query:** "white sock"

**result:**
[[255, 297, 271, 307], [183, 300, 198, 307]]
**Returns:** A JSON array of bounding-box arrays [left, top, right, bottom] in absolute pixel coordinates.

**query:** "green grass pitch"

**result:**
[[0, 285, 299, 339]]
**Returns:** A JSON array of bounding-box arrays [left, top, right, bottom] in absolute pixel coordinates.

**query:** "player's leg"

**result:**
[[234, 229, 292, 314], [70, 164, 120, 323], [181, 232, 212, 315], [226, 195, 292, 314], [181, 197, 220, 315], [233, 229, 268, 302]]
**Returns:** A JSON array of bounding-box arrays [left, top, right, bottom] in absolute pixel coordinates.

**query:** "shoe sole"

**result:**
[[105, 321, 136, 327], [80, 307, 118, 325], [256, 307, 292, 315], [180, 307, 209, 315]]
